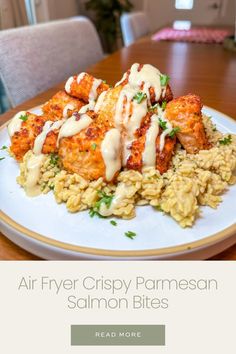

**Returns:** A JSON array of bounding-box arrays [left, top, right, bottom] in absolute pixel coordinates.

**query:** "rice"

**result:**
[[17, 114, 236, 227]]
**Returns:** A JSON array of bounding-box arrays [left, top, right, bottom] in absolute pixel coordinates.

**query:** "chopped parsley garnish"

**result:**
[[0, 145, 7, 150], [110, 220, 117, 226], [160, 74, 170, 86], [91, 143, 97, 151], [0, 157, 5, 161], [125, 231, 136, 239], [219, 135, 232, 145], [155, 205, 164, 212], [89, 191, 114, 218], [97, 191, 113, 208], [158, 118, 167, 130], [148, 103, 158, 112], [89, 209, 105, 218], [169, 127, 180, 138], [49, 153, 59, 166], [19, 114, 28, 122], [161, 101, 167, 110], [103, 80, 107, 84], [133, 92, 147, 104], [212, 126, 217, 132]]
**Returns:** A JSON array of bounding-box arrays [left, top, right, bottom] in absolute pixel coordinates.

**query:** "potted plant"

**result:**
[[85, 0, 133, 53]]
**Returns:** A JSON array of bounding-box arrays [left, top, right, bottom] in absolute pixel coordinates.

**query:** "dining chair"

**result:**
[[120, 11, 150, 47], [0, 17, 104, 107]]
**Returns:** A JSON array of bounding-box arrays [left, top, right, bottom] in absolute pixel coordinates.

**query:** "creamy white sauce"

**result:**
[[123, 96, 147, 165], [157, 106, 173, 152], [142, 114, 159, 167], [57, 114, 92, 143], [78, 101, 95, 114], [99, 182, 129, 216], [25, 154, 45, 197], [8, 111, 27, 137], [116, 63, 167, 104], [65, 76, 74, 93], [89, 78, 102, 101], [94, 91, 107, 113], [128, 63, 162, 102], [33, 120, 64, 155], [63, 104, 75, 118], [101, 128, 121, 181], [77, 72, 86, 84]]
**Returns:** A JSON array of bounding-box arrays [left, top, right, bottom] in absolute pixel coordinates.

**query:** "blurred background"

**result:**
[[0, 0, 235, 113]]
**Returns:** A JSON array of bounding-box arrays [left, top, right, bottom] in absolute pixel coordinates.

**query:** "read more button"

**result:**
[[71, 325, 165, 346]]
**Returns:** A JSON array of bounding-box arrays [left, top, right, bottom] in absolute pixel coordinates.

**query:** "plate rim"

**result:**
[[0, 106, 236, 258]]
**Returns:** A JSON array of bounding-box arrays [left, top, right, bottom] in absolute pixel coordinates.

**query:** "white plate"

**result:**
[[0, 106, 235, 260]]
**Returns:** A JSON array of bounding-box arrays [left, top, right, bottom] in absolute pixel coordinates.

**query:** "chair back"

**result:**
[[0, 17, 103, 107], [121, 12, 149, 47]]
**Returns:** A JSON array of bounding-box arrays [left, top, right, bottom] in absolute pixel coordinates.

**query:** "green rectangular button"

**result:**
[[71, 325, 165, 346]]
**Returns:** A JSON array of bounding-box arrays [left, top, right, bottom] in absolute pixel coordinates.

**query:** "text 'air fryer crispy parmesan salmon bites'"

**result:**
[[7, 63, 236, 228]]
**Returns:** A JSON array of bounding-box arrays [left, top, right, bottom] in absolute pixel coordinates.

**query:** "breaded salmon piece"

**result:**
[[165, 94, 210, 154], [94, 85, 123, 127], [126, 113, 176, 174], [58, 118, 109, 181], [116, 63, 173, 104], [65, 73, 109, 103], [42, 90, 85, 119], [10, 110, 96, 163], [10, 112, 50, 161]]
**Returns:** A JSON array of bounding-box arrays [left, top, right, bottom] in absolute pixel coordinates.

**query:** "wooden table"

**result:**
[[0, 38, 236, 260]]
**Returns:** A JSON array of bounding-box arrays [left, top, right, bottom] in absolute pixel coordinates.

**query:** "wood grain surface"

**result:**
[[0, 37, 235, 260]]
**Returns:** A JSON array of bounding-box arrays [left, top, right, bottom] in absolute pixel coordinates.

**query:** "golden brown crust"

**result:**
[[58, 117, 108, 181], [126, 113, 176, 174], [10, 113, 50, 161], [42, 90, 85, 119], [165, 94, 210, 154], [68, 73, 109, 102]]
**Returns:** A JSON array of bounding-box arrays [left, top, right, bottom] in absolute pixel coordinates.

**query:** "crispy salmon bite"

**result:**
[[165, 94, 211, 154], [126, 112, 176, 174], [8, 112, 51, 161], [42, 90, 85, 119], [116, 63, 173, 105], [58, 117, 122, 182], [65, 73, 110, 103]]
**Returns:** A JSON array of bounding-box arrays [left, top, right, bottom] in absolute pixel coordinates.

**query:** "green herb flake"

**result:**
[[169, 127, 180, 138], [155, 205, 164, 212], [91, 143, 97, 151], [110, 220, 117, 226], [212, 125, 217, 132], [160, 74, 170, 86], [158, 118, 167, 130], [148, 103, 158, 112], [49, 153, 59, 166], [219, 135, 232, 145], [133, 92, 147, 104], [19, 114, 28, 122], [161, 101, 167, 110], [0, 145, 7, 150], [103, 80, 107, 84], [0, 157, 5, 161], [89, 191, 114, 218], [125, 231, 136, 239]]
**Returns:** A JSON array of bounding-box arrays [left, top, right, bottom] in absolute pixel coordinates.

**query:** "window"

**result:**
[[175, 0, 194, 10], [173, 21, 192, 30]]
